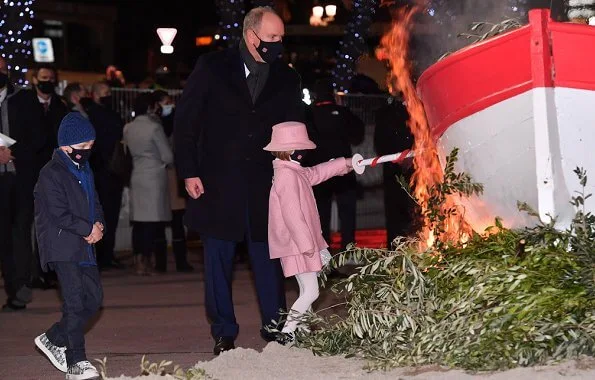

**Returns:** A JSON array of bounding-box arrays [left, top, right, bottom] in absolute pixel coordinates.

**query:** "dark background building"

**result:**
[[17, 0, 566, 88]]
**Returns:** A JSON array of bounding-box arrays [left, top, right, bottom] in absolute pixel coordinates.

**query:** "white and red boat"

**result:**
[[417, 8, 595, 231]]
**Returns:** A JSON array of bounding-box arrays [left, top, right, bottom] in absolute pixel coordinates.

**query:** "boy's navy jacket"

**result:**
[[34, 150, 105, 272]]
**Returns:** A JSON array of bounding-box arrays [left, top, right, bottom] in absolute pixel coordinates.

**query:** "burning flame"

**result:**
[[376, 2, 473, 250]]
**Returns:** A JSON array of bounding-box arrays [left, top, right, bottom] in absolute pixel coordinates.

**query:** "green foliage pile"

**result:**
[[297, 155, 595, 371]]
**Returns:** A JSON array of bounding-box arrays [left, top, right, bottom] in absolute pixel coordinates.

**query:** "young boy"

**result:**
[[33, 112, 105, 380]]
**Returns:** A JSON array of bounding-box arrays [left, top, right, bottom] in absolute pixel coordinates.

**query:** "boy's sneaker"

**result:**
[[66, 360, 100, 380], [34, 333, 67, 372]]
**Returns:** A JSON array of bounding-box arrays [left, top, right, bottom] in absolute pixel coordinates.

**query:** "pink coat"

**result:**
[[268, 157, 350, 259]]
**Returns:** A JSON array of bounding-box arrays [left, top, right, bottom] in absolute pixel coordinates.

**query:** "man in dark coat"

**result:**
[[174, 6, 304, 354], [2, 63, 68, 311], [374, 95, 416, 248], [87, 81, 125, 270], [305, 79, 365, 252], [0, 57, 21, 309]]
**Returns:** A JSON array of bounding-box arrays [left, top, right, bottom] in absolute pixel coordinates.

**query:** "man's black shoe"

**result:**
[[100, 259, 125, 270], [213, 337, 235, 355], [176, 263, 194, 273], [1, 300, 26, 312], [30, 276, 58, 290], [260, 329, 277, 342]]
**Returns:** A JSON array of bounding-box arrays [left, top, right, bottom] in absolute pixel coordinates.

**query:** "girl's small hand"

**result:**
[[346, 157, 354, 171]]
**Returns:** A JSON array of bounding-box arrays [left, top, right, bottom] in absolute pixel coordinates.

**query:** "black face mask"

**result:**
[[68, 147, 92, 166], [290, 150, 309, 163], [100, 95, 112, 108], [0, 72, 8, 88], [79, 97, 93, 109], [252, 30, 283, 63], [36, 80, 56, 95]]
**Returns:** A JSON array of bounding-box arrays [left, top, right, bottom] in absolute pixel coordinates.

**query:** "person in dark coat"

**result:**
[[0, 57, 22, 310], [33, 112, 104, 379], [374, 95, 416, 248], [174, 6, 304, 355], [87, 81, 125, 270], [153, 89, 194, 273], [2, 63, 68, 311], [305, 78, 365, 252]]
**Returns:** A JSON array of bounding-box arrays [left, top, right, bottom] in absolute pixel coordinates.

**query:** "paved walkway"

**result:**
[[0, 248, 318, 379]]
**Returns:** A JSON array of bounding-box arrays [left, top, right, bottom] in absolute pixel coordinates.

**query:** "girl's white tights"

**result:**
[[282, 271, 319, 334]]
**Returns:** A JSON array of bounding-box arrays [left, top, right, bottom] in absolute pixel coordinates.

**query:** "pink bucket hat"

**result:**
[[263, 121, 316, 151]]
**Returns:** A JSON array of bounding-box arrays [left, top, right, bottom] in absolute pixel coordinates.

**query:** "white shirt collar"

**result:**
[[244, 64, 250, 78], [38, 94, 52, 105], [0, 87, 7, 104]]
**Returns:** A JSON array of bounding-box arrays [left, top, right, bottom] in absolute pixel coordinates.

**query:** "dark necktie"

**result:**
[[246, 72, 258, 103], [42, 101, 49, 114]]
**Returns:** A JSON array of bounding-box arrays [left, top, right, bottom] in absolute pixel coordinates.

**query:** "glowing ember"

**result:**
[[376, 1, 473, 250]]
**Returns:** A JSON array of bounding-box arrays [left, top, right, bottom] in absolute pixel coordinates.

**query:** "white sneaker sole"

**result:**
[[34, 335, 67, 373], [66, 372, 100, 380]]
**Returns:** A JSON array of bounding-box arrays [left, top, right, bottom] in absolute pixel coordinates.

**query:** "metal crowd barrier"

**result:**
[[111, 88, 183, 123]]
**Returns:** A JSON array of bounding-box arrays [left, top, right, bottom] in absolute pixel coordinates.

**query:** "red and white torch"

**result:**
[[351, 149, 414, 175]]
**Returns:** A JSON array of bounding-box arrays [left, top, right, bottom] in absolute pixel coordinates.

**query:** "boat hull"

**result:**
[[417, 9, 595, 230]]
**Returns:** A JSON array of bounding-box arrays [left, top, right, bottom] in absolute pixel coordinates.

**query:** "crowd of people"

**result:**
[[0, 5, 415, 380]]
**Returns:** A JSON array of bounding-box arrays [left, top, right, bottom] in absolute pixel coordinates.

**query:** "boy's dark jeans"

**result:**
[[46, 262, 103, 366]]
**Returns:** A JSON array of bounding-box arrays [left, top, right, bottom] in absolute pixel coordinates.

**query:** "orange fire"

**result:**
[[376, 2, 473, 250]]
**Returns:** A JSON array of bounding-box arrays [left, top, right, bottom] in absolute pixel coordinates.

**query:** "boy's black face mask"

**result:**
[[68, 147, 92, 166]]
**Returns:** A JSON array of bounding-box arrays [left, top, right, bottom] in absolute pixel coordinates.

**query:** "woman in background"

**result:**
[[124, 92, 173, 275]]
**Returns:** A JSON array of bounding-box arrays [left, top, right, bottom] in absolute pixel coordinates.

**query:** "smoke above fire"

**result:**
[[412, 0, 530, 72]]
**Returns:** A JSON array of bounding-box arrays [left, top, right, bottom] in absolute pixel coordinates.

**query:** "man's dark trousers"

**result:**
[[95, 171, 123, 266], [45, 262, 103, 366], [202, 210, 286, 339], [0, 172, 34, 304]]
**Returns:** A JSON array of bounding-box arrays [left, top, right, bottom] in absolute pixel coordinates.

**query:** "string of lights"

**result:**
[[332, 0, 378, 93], [0, 0, 36, 86], [215, 0, 246, 48]]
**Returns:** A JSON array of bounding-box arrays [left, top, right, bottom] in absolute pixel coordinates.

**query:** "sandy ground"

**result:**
[[109, 343, 595, 380], [2, 248, 592, 380]]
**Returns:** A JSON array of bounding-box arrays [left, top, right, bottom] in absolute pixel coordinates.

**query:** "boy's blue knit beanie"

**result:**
[[57, 112, 96, 147]]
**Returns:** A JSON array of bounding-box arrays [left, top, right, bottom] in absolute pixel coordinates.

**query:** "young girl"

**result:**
[[264, 121, 353, 342]]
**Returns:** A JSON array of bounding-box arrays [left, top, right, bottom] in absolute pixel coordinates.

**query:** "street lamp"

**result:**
[[312, 6, 324, 18], [310, 3, 337, 27], [156, 27, 177, 54], [325, 5, 337, 18]]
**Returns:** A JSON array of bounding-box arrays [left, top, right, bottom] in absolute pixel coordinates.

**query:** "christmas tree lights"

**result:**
[[332, 0, 378, 92], [216, 0, 246, 48], [0, 0, 36, 86]]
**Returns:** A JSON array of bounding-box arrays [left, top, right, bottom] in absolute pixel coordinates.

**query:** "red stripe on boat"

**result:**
[[417, 9, 595, 140]]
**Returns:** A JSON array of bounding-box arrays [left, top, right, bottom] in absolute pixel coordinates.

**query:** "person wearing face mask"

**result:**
[[153, 90, 175, 137], [63, 82, 90, 119], [2, 64, 68, 310], [33, 112, 105, 380], [174, 6, 304, 355], [0, 57, 23, 311], [152, 90, 193, 273], [303, 78, 365, 271], [86, 81, 125, 271], [124, 93, 174, 276]]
